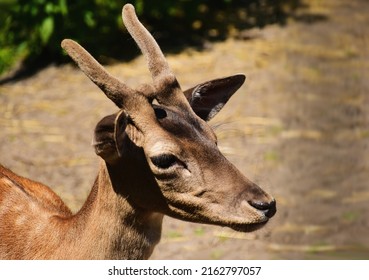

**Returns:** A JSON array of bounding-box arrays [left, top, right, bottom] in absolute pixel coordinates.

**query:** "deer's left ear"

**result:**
[[93, 110, 145, 163], [93, 112, 126, 163], [183, 74, 246, 121]]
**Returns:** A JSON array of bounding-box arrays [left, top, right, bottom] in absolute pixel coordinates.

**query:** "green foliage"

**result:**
[[0, 0, 300, 75]]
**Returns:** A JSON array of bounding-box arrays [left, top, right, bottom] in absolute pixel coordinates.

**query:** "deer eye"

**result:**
[[154, 108, 167, 119], [150, 154, 177, 169]]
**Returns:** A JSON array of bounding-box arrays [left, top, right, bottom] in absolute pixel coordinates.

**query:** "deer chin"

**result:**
[[205, 210, 270, 233], [205, 202, 271, 233], [228, 221, 268, 233], [214, 214, 269, 233], [165, 195, 271, 233]]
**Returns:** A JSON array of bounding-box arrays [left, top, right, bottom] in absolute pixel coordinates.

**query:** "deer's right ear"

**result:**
[[183, 74, 246, 121]]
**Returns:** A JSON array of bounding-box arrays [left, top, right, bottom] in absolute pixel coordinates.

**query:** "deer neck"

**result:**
[[73, 160, 163, 259]]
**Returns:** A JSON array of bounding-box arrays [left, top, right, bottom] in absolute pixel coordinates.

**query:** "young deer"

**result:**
[[0, 4, 276, 259]]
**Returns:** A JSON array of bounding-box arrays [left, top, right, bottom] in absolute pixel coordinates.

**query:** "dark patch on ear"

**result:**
[[114, 111, 129, 157], [183, 74, 246, 121]]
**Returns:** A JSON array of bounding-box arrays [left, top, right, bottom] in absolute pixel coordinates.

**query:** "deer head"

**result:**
[[61, 4, 276, 233]]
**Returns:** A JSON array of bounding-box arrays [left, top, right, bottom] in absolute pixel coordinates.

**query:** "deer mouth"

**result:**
[[221, 199, 276, 232], [190, 199, 274, 233], [228, 220, 269, 233], [225, 211, 271, 233]]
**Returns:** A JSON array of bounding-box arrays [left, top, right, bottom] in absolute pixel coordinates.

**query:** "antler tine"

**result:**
[[122, 4, 192, 109], [61, 39, 134, 108], [62, 38, 159, 135], [122, 4, 178, 89]]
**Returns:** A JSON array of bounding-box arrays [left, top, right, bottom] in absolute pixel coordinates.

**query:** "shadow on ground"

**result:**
[[1, 0, 312, 84]]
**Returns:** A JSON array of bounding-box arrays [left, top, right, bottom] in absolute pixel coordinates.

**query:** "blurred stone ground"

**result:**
[[1, 0, 368, 259]]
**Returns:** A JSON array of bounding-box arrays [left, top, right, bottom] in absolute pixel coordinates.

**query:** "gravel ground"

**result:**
[[1, 0, 369, 259]]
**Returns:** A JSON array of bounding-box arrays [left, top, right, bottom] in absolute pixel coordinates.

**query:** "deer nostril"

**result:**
[[249, 199, 276, 218]]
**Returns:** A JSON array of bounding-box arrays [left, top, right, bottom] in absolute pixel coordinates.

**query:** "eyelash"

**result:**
[[150, 154, 178, 169]]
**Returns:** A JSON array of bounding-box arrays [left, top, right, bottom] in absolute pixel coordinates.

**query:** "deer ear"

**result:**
[[183, 74, 246, 121], [93, 111, 144, 162]]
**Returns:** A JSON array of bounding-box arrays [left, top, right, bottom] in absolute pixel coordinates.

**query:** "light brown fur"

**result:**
[[0, 4, 276, 259]]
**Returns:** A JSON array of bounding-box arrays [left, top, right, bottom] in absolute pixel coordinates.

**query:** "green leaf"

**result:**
[[84, 11, 96, 28], [59, 0, 68, 15], [135, 0, 144, 14], [45, 3, 54, 14], [39, 16, 54, 45]]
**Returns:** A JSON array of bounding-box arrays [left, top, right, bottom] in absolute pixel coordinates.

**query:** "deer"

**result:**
[[0, 4, 276, 259]]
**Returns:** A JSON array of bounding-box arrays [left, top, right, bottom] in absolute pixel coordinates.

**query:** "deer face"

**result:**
[[146, 108, 276, 231], [93, 75, 276, 232], [63, 4, 276, 232]]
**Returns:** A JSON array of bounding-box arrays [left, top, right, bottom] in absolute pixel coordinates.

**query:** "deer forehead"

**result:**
[[153, 105, 216, 141], [142, 110, 216, 159]]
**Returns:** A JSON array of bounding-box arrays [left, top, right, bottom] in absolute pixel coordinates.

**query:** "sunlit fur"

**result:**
[[0, 4, 275, 260]]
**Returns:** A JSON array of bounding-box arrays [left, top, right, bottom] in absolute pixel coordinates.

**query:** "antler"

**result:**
[[122, 4, 189, 108], [122, 4, 170, 81], [61, 39, 134, 108], [62, 3, 192, 130], [61, 39, 157, 134]]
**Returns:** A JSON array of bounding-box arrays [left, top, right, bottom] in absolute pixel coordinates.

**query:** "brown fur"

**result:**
[[0, 162, 162, 259], [0, 4, 276, 259]]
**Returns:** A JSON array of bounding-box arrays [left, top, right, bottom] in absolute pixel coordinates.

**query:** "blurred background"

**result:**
[[0, 0, 369, 259], [0, 0, 300, 77]]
